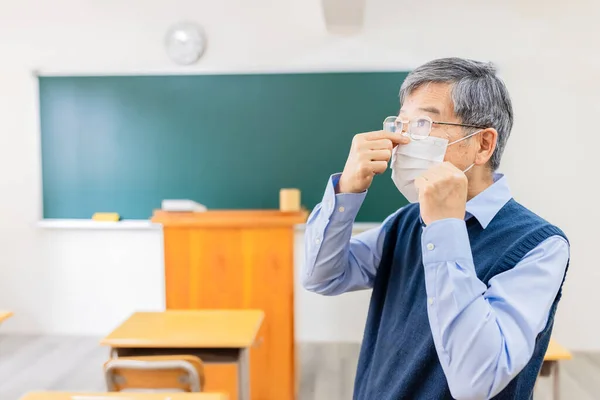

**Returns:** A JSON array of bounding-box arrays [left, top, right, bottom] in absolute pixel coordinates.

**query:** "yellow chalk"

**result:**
[[92, 212, 120, 222]]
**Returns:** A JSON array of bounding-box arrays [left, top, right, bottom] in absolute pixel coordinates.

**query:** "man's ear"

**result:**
[[476, 128, 498, 166]]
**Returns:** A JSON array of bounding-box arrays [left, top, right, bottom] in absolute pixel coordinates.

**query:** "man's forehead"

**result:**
[[400, 82, 454, 116]]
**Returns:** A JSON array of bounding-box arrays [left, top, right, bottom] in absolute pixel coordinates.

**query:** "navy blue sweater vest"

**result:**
[[353, 199, 568, 400]]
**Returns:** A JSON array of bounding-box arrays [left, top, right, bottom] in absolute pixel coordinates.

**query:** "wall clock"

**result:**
[[165, 21, 207, 65]]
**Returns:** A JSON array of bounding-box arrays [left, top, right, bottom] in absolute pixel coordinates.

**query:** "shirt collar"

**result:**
[[465, 173, 512, 229]]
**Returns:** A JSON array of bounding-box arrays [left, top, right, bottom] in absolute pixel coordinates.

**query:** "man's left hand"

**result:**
[[414, 162, 468, 226]]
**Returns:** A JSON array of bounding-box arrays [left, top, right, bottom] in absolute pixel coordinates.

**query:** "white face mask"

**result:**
[[390, 131, 480, 203]]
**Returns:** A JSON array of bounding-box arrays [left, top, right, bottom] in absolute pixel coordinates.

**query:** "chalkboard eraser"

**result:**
[[92, 212, 120, 222], [161, 199, 207, 212]]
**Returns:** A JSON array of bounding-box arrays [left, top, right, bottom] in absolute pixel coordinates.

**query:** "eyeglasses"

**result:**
[[383, 115, 488, 140]]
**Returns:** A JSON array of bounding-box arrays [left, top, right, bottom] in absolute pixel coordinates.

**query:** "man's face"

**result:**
[[399, 82, 478, 172]]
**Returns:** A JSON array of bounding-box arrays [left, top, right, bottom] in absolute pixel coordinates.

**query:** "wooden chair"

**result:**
[[104, 355, 205, 392]]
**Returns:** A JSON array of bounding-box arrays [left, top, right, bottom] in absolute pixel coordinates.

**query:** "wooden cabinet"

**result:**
[[152, 210, 306, 400]]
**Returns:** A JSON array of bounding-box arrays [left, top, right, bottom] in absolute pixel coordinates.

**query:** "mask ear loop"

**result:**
[[463, 163, 475, 173], [448, 129, 483, 146]]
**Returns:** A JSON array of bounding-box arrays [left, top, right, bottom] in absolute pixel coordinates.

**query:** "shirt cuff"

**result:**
[[421, 218, 473, 265], [322, 173, 367, 223]]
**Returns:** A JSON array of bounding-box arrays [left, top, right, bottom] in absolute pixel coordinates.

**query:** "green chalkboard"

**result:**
[[39, 72, 409, 222]]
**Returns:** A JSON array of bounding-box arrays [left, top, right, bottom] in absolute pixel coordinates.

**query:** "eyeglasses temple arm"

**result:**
[[433, 121, 488, 129]]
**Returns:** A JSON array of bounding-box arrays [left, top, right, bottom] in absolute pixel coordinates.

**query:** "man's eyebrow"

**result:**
[[398, 106, 442, 115], [418, 106, 441, 115]]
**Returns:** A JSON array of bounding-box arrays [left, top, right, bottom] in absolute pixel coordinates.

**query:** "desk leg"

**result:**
[[238, 347, 250, 400], [552, 361, 560, 400]]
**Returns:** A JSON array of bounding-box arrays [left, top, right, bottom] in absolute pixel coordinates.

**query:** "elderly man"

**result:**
[[303, 58, 569, 400]]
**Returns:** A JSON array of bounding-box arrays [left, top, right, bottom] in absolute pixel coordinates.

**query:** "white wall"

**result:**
[[1, 0, 599, 349]]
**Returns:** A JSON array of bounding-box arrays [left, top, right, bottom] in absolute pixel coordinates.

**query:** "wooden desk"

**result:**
[[541, 339, 572, 400], [101, 310, 263, 400], [0, 311, 13, 325], [21, 393, 228, 400]]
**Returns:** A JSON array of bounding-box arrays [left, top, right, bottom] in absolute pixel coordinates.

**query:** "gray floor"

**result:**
[[0, 335, 595, 400]]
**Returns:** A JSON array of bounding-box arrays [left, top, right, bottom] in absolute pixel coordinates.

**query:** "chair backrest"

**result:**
[[104, 355, 205, 392]]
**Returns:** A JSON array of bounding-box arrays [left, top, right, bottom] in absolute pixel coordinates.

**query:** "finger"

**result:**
[[371, 160, 388, 175], [366, 139, 394, 151], [425, 165, 445, 181], [426, 162, 453, 180], [440, 161, 466, 179], [419, 168, 438, 184], [364, 149, 392, 162], [414, 176, 424, 187], [358, 138, 393, 151], [365, 130, 411, 145], [414, 176, 434, 199], [441, 161, 461, 173], [414, 175, 428, 190], [394, 134, 411, 145], [364, 130, 391, 140]]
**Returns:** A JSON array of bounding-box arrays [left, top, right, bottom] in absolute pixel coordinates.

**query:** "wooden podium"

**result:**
[[152, 210, 307, 400]]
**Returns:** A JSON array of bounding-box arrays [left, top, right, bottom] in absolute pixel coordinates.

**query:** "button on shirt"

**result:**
[[303, 173, 569, 398]]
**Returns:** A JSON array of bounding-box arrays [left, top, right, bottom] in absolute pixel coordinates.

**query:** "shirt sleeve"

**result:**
[[302, 173, 401, 296], [421, 218, 569, 400]]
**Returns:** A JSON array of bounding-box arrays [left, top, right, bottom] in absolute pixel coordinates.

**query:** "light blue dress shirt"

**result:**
[[303, 173, 570, 399]]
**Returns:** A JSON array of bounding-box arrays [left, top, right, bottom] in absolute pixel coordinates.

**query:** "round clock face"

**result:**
[[165, 22, 207, 65]]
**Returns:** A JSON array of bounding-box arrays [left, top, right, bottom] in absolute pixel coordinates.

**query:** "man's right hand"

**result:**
[[337, 130, 410, 194]]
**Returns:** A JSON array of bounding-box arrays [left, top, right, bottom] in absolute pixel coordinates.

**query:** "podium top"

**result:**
[[151, 209, 308, 228]]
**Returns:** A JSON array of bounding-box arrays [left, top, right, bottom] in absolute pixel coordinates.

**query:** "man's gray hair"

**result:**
[[399, 57, 514, 171]]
